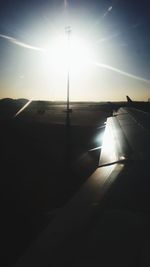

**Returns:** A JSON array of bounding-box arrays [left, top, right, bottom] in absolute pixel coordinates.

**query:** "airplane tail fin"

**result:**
[[126, 95, 133, 103]]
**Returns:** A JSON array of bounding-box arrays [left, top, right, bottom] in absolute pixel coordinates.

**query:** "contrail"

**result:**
[[103, 6, 113, 18], [0, 34, 45, 52], [95, 32, 120, 45], [93, 62, 150, 83], [87, 5, 113, 36]]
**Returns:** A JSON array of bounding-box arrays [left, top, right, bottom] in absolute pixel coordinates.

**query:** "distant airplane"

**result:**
[[108, 95, 150, 113], [15, 103, 150, 267], [126, 95, 133, 103], [126, 95, 150, 112]]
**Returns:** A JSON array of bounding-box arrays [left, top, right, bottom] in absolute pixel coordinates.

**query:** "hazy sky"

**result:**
[[0, 0, 150, 101]]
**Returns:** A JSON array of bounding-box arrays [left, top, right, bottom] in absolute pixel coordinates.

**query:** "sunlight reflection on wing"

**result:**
[[99, 119, 118, 165]]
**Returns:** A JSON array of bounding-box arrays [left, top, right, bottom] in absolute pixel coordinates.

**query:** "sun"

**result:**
[[45, 32, 93, 76]]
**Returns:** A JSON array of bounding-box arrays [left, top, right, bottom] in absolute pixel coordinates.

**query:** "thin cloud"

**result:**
[[64, 0, 68, 8], [130, 22, 142, 30], [95, 21, 142, 47], [0, 34, 45, 52], [93, 62, 150, 84]]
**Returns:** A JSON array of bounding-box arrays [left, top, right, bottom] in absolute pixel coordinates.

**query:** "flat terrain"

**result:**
[[0, 100, 112, 266]]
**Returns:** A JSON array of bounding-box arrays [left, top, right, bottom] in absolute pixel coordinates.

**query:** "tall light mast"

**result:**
[[65, 26, 71, 128]]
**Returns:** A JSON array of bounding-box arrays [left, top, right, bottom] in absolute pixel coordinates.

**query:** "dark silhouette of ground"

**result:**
[[0, 100, 109, 266]]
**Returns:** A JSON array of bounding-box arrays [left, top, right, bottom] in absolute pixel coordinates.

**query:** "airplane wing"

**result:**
[[15, 107, 150, 267]]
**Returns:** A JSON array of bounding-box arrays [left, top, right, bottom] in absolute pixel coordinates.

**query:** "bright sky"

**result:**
[[0, 0, 150, 101]]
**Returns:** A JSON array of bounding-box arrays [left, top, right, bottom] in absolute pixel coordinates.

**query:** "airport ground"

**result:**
[[0, 100, 112, 266]]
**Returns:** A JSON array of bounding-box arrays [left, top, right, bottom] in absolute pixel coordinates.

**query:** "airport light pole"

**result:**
[[65, 26, 71, 128]]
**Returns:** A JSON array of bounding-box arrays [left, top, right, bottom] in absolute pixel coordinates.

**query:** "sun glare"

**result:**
[[45, 33, 93, 76], [99, 119, 118, 166]]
